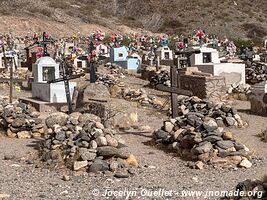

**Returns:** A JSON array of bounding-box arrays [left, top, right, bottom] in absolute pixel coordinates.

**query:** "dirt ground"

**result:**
[[0, 72, 266, 200]]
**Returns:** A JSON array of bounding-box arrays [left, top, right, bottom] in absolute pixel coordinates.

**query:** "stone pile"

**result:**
[[40, 112, 138, 176], [153, 96, 250, 169], [246, 62, 267, 84], [227, 83, 251, 95], [96, 74, 123, 87], [0, 101, 45, 139], [122, 87, 163, 108], [223, 177, 267, 199], [105, 63, 127, 78], [149, 70, 171, 87]]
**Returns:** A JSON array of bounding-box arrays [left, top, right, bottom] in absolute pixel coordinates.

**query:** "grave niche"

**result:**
[[32, 56, 76, 103]]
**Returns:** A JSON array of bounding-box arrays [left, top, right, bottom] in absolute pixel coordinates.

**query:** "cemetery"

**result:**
[[0, 28, 266, 200]]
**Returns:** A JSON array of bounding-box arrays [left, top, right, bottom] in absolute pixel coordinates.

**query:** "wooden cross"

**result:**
[[156, 57, 193, 118]]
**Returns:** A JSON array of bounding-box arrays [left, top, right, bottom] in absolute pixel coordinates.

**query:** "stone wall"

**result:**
[[179, 75, 226, 99]]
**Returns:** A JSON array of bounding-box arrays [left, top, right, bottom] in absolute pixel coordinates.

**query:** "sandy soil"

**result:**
[[0, 71, 266, 200]]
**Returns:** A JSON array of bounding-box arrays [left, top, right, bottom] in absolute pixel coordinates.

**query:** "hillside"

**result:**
[[0, 0, 266, 42]]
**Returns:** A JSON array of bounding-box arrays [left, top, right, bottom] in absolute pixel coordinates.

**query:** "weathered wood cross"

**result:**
[[156, 49, 201, 118]]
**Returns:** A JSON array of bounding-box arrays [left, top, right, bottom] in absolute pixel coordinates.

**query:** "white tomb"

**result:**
[[190, 47, 246, 86], [32, 56, 76, 103], [0, 50, 19, 69], [156, 46, 173, 60], [96, 44, 109, 57], [74, 56, 87, 69]]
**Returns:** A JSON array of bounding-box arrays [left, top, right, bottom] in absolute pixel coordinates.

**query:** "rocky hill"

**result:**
[[0, 0, 266, 42]]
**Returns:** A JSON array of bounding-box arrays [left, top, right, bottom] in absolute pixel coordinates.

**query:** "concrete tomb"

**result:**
[[32, 56, 76, 103], [190, 47, 245, 86], [110, 47, 140, 70]]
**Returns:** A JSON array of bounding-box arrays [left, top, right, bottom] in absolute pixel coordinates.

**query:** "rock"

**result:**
[[173, 129, 185, 140], [89, 140, 98, 149], [109, 161, 120, 171], [89, 159, 109, 173], [203, 135, 223, 143], [216, 140, 235, 150], [78, 113, 101, 124], [225, 117, 236, 126], [129, 112, 138, 123], [17, 131, 31, 139], [195, 161, 204, 170], [105, 135, 118, 147], [164, 121, 174, 133], [62, 175, 70, 181], [11, 118, 26, 128], [95, 136, 107, 147], [95, 122, 104, 130], [239, 158, 252, 168], [222, 131, 233, 140], [73, 161, 88, 171], [32, 132, 41, 138], [128, 167, 137, 175], [154, 129, 169, 141], [192, 142, 213, 154], [110, 85, 122, 98], [83, 84, 110, 103], [203, 119, 218, 132], [79, 148, 97, 161], [187, 114, 203, 127], [220, 105, 230, 113], [7, 129, 17, 138], [45, 112, 68, 128], [227, 156, 242, 165], [198, 153, 210, 162], [97, 146, 118, 158], [234, 114, 244, 127], [55, 131, 66, 141], [126, 154, 138, 167], [114, 170, 130, 178], [117, 147, 131, 159], [216, 117, 225, 127]]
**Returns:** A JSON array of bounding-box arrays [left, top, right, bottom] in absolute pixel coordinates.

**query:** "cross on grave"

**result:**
[[88, 41, 97, 83], [0, 33, 19, 103], [156, 57, 193, 118], [47, 56, 84, 114], [156, 49, 201, 117]]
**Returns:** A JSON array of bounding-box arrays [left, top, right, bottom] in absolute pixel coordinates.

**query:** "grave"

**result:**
[[74, 55, 87, 69], [190, 47, 245, 86], [179, 67, 226, 99], [20, 56, 76, 112], [32, 56, 76, 102], [110, 46, 141, 71], [250, 81, 267, 115], [156, 46, 173, 66], [0, 50, 19, 70], [64, 42, 75, 56], [95, 43, 109, 58]]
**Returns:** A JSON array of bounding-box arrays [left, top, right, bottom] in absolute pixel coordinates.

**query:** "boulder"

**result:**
[[89, 159, 109, 173]]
